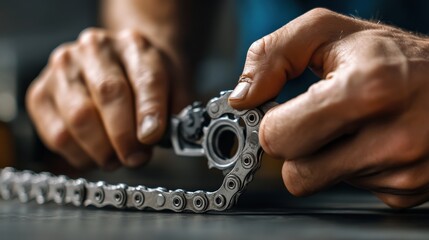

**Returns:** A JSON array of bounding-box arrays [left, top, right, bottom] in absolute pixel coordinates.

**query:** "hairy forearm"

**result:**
[[101, 0, 200, 108], [101, 0, 218, 102], [102, 0, 188, 58]]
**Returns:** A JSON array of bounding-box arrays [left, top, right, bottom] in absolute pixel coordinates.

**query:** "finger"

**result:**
[[114, 30, 169, 144], [259, 78, 349, 159], [78, 29, 150, 167], [280, 118, 428, 196], [259, 47, 410, 159], [281, 134, 363, 197], [48, 47, 120, 170], [26, 76, 94, 169], [373, 192, 429, 209], [347, 159, 429, 196], [228, 8, 368, 109]]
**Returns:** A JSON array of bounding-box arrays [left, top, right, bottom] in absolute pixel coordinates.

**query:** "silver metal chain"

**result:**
[[0, 91, 276, 213]]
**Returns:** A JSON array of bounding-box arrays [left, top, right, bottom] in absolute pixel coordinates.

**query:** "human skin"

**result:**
[[26, 0, 196, 170], [27, 3, 429, 208], [229, 8, 429, 208]]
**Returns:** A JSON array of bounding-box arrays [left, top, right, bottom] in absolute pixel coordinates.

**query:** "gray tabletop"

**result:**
[[1, 187, 429, 240]]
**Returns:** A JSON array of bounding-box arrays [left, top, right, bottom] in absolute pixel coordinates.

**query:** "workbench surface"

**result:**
[[1, 189, 428, 240]]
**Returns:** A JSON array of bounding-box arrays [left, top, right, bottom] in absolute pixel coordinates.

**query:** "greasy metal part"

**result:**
[[170, 104, 206, 157], [0, 91, 276, 213]]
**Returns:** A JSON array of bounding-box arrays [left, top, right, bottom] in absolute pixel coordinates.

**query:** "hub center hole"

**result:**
[[215, 128, 239, 160]]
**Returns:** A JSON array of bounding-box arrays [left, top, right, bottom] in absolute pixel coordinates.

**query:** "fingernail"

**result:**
[[140, 115, 158, 139], [230, 82, 251, 101], [126, 151, 147, 167]]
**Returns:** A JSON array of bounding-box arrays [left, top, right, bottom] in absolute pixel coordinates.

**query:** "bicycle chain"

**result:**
[[0, 91, 276, 213]]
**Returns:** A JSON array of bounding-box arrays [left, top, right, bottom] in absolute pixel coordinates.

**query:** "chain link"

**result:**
[[0, 91, 276, 213]]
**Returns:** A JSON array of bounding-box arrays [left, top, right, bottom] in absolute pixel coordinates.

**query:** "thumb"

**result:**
[[228, 8, 363, 110]]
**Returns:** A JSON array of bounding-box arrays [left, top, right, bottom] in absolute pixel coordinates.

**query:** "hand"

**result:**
[[26, 28, 174, 170], [229, 8, 429, 208]]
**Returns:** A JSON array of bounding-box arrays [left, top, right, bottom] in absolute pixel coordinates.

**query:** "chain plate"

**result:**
[[0, 91, 276, 213]]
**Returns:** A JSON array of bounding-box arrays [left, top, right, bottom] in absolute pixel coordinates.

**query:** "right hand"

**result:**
[[229, 8, 429, 208], [26, 28, 174, 170]]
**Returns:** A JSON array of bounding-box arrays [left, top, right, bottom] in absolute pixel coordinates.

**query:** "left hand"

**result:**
[[229, 8, 429, 208]]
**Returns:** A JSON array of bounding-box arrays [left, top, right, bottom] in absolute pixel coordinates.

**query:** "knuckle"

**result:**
[[247, 35, 274, 61], [26, 80, 46, 107], [388, 130, 423, 164], [260, 109, 298, 160], [67, 102, 96, 128], [381, 195, 417, 209], [391, 172, 421, 192], [68, 159, 93, 170], [245, 32, 288, 76], [282, 161, 313, 197], [137, 102, 163, 119], [50, 44, 73, 66], [47, 124, 72, 151], [283, 178, 307, 197], [259, 111, 279, 157], [90, 149, 115, 169], [79, 28, 108, 47], [135, 68, 166, 89], [283, 177, 310, 197], [119, 29, 149, 49], [94, 77, 128, 104], [361, 79, 391, 110], [302, 8, 336, 23], [95, 157, 114, 169], [354, 62, 406, 114]]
